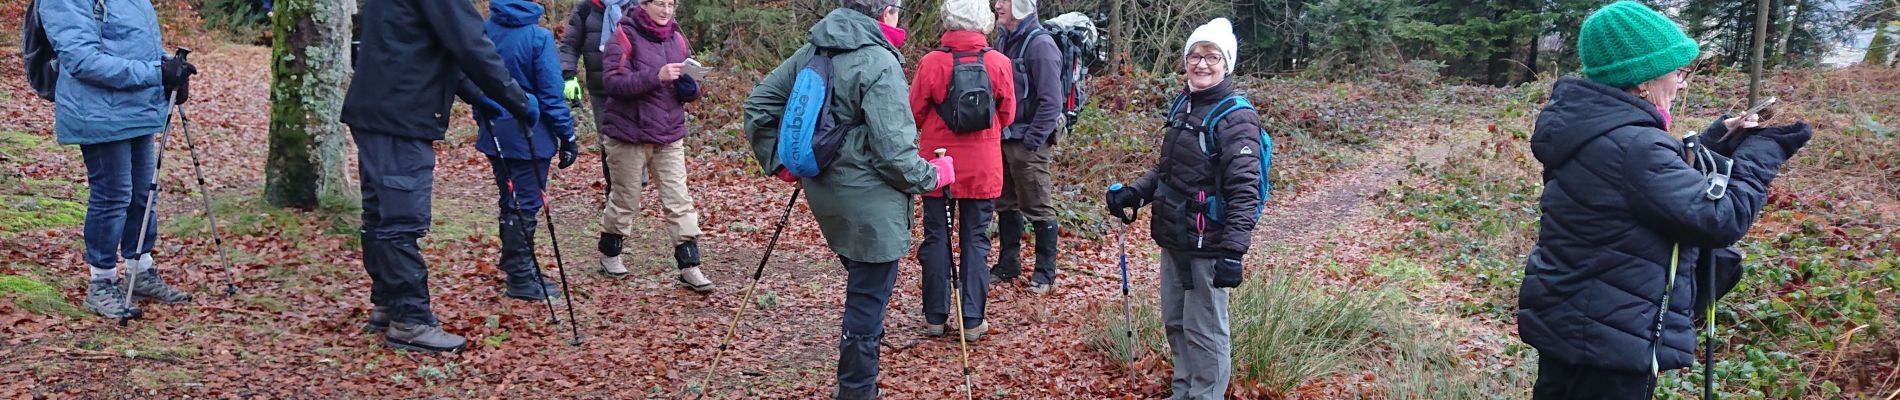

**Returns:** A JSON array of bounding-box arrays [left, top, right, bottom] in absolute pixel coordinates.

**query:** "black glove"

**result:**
[[557, 137, 579, 169], [160, 56, 196, 104], [674, 74, 699, 101], [1105, 185, 1142, 224], [1752, 122, 1812, 157], [1212, 257, 1244, 289]]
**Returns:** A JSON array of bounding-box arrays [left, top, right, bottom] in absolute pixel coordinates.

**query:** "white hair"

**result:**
[[940, 0, 995, 34]]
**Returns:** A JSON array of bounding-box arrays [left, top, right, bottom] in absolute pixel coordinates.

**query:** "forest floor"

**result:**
[[4, 31, 1897, 400]]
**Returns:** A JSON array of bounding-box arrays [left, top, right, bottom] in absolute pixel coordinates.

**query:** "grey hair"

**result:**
[[940, 0, 995, 34], [845, 0, 901, 18]]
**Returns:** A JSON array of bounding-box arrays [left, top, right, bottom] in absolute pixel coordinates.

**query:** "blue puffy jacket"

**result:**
[[40, 0, 169, 145], [474, 0, 577, 160]]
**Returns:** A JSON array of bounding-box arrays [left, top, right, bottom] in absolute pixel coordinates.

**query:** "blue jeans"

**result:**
[[837, 257, 897, 400], [80, 134, 158, 269]]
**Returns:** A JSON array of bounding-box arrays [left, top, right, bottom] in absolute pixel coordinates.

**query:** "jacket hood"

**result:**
[[810, 9, 902, 61], [938, 30, 992, 52], [1531, 77, 1668, 169], [490, 0, 544, 28]]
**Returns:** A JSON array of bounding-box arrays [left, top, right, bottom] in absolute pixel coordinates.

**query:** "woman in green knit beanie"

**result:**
[[1515, 1, 1814, 399]]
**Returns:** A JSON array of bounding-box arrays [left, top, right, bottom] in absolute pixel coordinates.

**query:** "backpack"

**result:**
[[933, 48, 996, 134], [21, 0, 106, 102], [1165, 95, 1274, 221], [1027, 12, 1103, 133], [776, 50, 849, 178]]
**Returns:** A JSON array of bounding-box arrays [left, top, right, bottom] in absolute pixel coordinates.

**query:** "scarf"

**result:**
[[599, 0, 633, 52], [631, 5, 678, 42], [879, 22, 909, 49]]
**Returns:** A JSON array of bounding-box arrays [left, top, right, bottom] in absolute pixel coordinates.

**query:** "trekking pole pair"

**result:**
[[481, 118, 584, 345], [120, 47, 241, 325]]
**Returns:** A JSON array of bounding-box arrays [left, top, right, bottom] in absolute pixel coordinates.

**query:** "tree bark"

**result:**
[[265, 0, 355, 209], [1749, 0, 1770, 107]]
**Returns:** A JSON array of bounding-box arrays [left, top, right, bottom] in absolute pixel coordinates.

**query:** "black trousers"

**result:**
[[1532, 355, 1657, 400], [354, 131, 439, 326]]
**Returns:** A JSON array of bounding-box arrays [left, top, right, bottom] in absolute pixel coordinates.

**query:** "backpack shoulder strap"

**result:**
[[1013, 28, 1049, 57]]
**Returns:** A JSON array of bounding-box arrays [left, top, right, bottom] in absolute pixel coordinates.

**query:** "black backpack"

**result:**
[[21, 0, 106, 102], [933, 48, 995, 134]]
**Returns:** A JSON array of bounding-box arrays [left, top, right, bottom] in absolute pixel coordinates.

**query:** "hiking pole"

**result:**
[[173, 80, 241, 296], [117, 47, 197, 325], [697, 185, 801, 399], [1705, 255, 1717, 400], [515, 120, 584, 345], [479, 119, 562, 326], [937, 148, 975, 400], [1109, 183, 1139, 367]]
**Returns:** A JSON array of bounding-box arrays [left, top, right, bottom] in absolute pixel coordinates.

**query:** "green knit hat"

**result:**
[[1579, 1, 1700, 88]]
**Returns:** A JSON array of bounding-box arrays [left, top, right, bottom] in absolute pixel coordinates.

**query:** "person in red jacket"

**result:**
[[909, 0, 1018, 341]]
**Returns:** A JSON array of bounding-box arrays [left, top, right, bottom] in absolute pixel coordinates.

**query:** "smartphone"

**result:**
[[1742, 96, 1777, 119]]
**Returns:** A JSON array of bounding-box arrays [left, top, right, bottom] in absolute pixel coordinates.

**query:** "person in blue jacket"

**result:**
[[39, 0, 199, 319], [473, 0, 582, 302]]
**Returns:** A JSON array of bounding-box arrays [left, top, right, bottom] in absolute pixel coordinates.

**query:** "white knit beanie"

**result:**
[[942, 0, 995, 34], [1011, 0, 1036, 21], [1183, 18, 1238, 73]]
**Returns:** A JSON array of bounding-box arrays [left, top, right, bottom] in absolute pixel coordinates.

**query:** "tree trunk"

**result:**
[[265, 0, 355, 209], [1749, 0, 1770, 107], [1111, 0, 1130, 70]]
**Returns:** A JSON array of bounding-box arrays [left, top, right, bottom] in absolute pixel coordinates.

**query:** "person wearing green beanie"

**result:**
[[1515, 1, 1815, 399]]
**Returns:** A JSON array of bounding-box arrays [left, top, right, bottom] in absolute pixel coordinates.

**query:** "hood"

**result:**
[[489, 0, 544, 28], [809, 9, 902, 61], [938, 30, 992, 52], [1531, 77, 1668, 169]]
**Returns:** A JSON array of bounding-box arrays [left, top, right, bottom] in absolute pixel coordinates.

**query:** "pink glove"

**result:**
[[928, 156, 956, 192], [774, 167, 797, 183]]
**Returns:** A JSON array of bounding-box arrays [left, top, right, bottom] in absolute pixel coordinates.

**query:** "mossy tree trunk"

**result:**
[[265, 0, 354, 209]]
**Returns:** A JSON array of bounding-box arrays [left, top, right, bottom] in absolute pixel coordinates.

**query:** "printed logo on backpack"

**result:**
[[776, 50, 849, 178]]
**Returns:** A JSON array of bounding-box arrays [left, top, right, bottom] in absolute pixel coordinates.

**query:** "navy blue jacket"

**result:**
[[1516, 78, 1794, 372], [474, 0, 577, 160], [341, 0, 531, 141]]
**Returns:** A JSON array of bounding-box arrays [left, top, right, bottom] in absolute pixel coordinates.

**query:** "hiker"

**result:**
[[1103, 18, 1264, 400], [557, 0, 622, 113], [474, 0, 581, 302], [909, 0, 1018, 341], [342, 0, 539, 353], [1515, 2, 1811, 398], [593, 0, 716, 293], [988, 0, 1064, 294], [37, 0, 198, 318], [742, 1, 956, 397]]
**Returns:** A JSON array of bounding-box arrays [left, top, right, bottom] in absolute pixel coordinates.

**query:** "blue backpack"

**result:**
[[777, 50, 849, 178], [1165, 95, 1274, 220]]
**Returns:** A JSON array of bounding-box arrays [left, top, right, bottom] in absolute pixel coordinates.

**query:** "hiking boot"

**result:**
[[600, 255, 628, 276], [924, 323, 947, 337], [364, 306, 391, 333], [84, 278, 139, 319], [384, 322, 467, 353], [130, 268, 193, 304], [962, 320, 990, 341], [989, 211, 1025, 284], [677, 267, 715, 293], [504, 276, 561, 301], [1031, 220, 1061, 286], [1028, 282, 1055, 295]]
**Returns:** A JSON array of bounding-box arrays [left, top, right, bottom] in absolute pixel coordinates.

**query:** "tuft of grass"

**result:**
[[162, 194, 300, 238], [0, 194, 86, 235], [130, 367, 199, 389], [0, 274, 89, 318]]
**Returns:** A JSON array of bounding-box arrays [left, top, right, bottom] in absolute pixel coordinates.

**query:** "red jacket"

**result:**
[[911, 30, 1018, 199]]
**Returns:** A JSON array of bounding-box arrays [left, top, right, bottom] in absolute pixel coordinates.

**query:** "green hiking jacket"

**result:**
[[743, 9, 938, 264]]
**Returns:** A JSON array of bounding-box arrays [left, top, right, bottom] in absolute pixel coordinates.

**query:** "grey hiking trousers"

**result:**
[[1159, 250, 1232, 399]]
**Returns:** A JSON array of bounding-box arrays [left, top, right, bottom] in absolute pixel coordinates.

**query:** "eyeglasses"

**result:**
[[1186, 54, 1224, 67]]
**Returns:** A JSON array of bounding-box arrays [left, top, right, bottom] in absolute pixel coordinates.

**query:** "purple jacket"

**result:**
[[600, 12, 700, 145]]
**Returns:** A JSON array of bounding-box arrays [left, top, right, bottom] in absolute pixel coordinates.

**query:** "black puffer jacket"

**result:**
[[1517, 77, 1796, 372], [1125, 79, 1265, 259], [557, 0, 610, 93], [341, 0, 531, 140]]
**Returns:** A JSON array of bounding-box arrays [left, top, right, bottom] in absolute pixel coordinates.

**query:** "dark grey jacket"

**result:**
[[557, 0, 608, 92], [1517, 77, 1796, 372], [341, 0, 531, 140], [1125, 79, 1264, 259], [996, 17, 1064, 150]]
